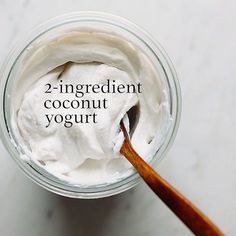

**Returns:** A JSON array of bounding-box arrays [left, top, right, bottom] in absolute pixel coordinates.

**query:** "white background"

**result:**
[[0, 0, 235, 235]]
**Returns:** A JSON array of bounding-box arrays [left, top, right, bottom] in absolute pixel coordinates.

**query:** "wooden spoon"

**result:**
[[120, 121, 223, 236]]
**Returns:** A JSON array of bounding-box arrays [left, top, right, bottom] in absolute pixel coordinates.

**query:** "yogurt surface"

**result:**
[[11, 30, 170, 185]]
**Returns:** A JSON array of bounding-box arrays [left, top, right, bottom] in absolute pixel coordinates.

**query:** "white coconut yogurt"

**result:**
[[10, 29, 171, 185]]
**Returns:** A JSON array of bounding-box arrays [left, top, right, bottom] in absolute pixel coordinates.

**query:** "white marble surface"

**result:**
[[0, 0, 235, 235]]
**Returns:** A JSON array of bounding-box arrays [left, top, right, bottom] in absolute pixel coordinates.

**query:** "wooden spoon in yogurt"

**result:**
[[120, 121, 223, 236]]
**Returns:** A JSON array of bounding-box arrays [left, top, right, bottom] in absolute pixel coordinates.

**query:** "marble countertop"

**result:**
[[0, 0, 235, 235]]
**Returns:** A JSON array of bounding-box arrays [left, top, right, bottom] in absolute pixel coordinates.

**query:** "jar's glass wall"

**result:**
[[0, 12, 181, 198]]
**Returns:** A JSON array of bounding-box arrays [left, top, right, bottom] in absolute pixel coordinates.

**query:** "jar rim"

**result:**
[[0, 11, 181, 199]]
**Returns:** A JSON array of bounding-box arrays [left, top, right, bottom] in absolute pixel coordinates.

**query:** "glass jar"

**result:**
[[0, 12, 181, 198]]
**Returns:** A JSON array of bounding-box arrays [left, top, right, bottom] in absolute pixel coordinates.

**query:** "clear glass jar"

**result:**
[[0, 12, 181, 198]]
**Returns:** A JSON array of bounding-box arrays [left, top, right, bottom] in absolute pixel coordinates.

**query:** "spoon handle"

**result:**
[[120, 122, 224, 236]]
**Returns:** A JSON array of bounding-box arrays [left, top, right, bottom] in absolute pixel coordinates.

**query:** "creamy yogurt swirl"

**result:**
[[11, 30, 170, 185]]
